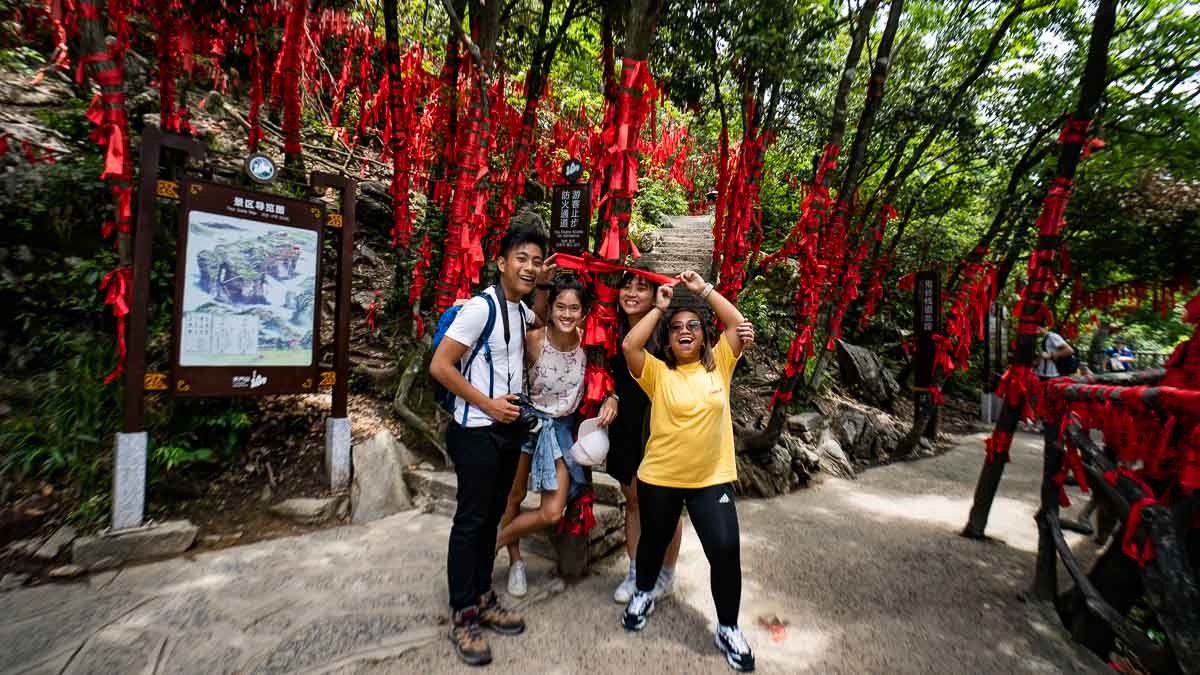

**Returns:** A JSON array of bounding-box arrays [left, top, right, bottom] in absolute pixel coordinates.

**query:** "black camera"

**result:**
[[511, 393, 543, 434]]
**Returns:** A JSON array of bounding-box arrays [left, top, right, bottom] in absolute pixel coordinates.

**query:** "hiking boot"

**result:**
[[622, 590, 655, 631], [448, 607, 492, 666], [613, 563, 637, 603], [478, 590, 526, 635], [507, 560, 528, 597], [715, 624, 756, 672]]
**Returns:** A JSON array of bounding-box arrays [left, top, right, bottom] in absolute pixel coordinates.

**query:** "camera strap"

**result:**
[[496, 283, 527, 395]]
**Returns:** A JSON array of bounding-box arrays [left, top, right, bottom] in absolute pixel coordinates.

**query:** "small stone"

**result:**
[[268, 497, 344, 525], [259, 484, 274, 503], [201, 535, 223, 546], [48, 564, 85, 578], [547, 578, 567, 594], [33, 525, 77, 560], [351, 429, 414, 524], [0, 572, 30, 591], [417, 462, 435, 472], [72, 520, 198, 571]]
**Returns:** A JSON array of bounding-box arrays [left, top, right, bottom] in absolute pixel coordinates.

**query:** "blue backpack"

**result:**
[[431, 292, 498, 423]]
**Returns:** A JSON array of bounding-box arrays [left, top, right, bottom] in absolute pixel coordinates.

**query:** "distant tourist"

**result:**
[[1036, 324, 1077, 379], [620, 270, 756, 673], [428, 229, 545, 667], [496, 274, 615, 596], [1105, 336, 1135, 372]]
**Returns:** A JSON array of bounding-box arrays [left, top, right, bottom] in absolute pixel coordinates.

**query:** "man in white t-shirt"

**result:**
[[429, 229, 546, 666], [1035, 325, 1074, 378]]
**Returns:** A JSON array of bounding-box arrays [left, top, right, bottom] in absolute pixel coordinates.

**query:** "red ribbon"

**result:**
[[557, 490, 597, 536], [100, 267, 132, 383]]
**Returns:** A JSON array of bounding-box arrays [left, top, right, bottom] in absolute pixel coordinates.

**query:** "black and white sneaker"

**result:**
[[715, 624, 755, 672], [621, 590, 655, 631]]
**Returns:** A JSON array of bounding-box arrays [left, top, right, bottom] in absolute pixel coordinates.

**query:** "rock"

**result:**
[[787, 412, 826, 443], [836, 340, 901, 410], [816, 428, 855, 480], [735, 444, 794, 498], [351, 429, 415, 524], [6, 536, 44, 558], [259, 484, 274, 503], [33, 525, 77, 560], [268, 497, 345, 525], [73, 520, 198, 571], [201, 534, 222, 546], [0, 572, 29, 591], [48, 564, 85, 578], [834, 407, 880, 462]]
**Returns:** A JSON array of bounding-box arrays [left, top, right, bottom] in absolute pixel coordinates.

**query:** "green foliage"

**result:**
[[0, 336, 119, 488]]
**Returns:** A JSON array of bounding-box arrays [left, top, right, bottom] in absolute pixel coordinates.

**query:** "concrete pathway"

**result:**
[[0, 431, 1106, 674]]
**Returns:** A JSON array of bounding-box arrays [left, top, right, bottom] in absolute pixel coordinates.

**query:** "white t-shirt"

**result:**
[[1036, 331, 1068, 377], [443, 286, 533, 427]]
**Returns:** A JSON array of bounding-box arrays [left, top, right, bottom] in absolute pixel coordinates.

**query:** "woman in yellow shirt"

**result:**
[[620, 270, 755, 673]]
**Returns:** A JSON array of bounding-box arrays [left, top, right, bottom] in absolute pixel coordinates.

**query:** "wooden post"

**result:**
[[310, 172, 356, 488]]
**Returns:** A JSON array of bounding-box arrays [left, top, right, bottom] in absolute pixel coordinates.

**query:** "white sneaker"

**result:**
[[507, 560, 527, 598], [715, 624, 756, 672], [652, 569, 675, 599], [613, 564, 637, 603]]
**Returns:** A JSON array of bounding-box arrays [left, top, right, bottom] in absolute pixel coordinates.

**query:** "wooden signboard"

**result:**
[[550, 183, 589, 254], [913, 270, 940, 439], [172, 179, 325, 396]]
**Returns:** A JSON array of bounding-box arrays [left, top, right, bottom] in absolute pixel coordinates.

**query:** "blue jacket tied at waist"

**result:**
[[525, 412, 588, 500]]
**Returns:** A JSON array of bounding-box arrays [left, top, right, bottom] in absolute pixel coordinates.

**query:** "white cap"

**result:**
[[569, 416, 610, 467]]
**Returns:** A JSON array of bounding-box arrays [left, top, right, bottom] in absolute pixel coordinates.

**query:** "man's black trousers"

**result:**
[[446, 421, 524, 612]]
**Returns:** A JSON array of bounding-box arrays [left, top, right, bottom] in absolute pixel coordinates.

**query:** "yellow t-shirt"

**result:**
[[633, 334, 739, 488]]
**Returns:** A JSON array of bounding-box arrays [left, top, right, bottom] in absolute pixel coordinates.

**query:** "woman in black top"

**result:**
[[607, 271, 683, 603]]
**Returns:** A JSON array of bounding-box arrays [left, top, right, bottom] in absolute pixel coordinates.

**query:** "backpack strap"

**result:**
[[459, 292, 498, 425]]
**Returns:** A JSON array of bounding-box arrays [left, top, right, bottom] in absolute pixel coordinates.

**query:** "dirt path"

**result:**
[[396, 429, 1105, 674], [0, 431, 1106, 674]]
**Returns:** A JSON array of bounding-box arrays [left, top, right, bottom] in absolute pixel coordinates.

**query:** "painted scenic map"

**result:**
[[179, 211, 318, 367]]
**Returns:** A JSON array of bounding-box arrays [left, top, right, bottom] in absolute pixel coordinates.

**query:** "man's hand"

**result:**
[[655, 285, 673, 312], [596, 396, 618, 427], [536, 255, 559, 286], [678, 270, 708, 294], [736, 321, 756, 345], [482, 394, 521, 424]]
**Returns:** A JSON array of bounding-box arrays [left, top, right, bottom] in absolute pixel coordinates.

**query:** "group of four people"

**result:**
[[429, 229, 757, 671]]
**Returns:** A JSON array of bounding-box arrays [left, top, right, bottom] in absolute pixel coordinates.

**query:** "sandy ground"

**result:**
[[0, 430, 1106, 674]]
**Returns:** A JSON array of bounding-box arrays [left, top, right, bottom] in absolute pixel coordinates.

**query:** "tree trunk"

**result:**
[[962, 0, 1118, 538], [280, 0, 307, 182], [741, 0, 880, 454], [804, 0, 907, 397]]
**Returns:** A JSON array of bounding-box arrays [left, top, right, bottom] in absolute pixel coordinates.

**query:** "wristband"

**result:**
[[536, 283, 553, 290], [700, 283, 714, 300]]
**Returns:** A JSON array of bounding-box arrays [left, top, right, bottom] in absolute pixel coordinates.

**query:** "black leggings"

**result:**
[[636, 481, 741, 625]]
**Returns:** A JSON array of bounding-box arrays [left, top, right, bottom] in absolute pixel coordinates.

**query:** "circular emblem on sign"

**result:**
[[562, 158, 583, 183], [245, 154, 277, 184]]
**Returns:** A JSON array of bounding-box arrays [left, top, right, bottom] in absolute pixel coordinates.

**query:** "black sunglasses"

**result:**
[[669, 320, 703, 333]]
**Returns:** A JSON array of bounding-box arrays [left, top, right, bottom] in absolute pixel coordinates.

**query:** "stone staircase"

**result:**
[[403, 469, 626, 567], [637, 214, 715, 309]]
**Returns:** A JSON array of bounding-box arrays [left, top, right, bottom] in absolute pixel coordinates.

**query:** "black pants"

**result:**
[[446, 421, 524, 612], [636, 480, 742, 625]]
